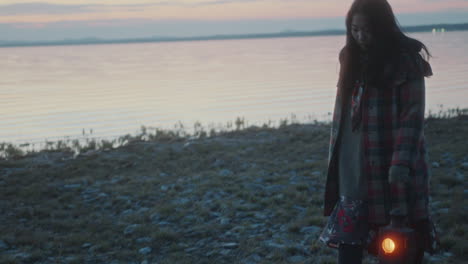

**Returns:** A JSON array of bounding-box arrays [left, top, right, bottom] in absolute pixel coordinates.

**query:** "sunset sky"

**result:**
[[1, 0, 468, 41]]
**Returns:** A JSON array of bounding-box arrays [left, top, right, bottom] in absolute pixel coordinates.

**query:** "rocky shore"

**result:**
[[0, 115, 466, 264]]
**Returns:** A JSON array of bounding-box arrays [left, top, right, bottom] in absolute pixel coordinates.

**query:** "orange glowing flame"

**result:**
[[382, 238, 396, 254]]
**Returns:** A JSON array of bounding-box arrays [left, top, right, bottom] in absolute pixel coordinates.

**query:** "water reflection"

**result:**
[[0, 32, 467, 148]]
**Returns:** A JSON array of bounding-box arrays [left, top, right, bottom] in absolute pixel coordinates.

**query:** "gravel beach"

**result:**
[[1, 114, 467, 264]]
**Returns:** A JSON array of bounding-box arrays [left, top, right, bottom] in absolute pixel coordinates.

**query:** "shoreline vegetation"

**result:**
[[1, 108, 466, 160], [0, 108, 467, 263], [1, 113, 321, 160], [0, 22, 467, 48]]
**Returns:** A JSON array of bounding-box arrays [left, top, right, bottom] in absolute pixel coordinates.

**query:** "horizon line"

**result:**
[[1, 22, 467, 48]]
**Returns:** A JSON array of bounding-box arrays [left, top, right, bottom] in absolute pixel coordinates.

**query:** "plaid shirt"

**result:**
[[324, 48, 433, 224]]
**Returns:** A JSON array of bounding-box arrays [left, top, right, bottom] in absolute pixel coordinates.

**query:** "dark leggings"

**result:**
[[338, 243, 425, 264]]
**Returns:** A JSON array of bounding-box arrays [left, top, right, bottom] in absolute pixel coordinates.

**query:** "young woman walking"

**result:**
[[319, 0, 439, 263]]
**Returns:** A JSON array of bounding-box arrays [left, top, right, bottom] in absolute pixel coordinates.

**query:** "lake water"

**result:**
[[1, 31, 467, 146]]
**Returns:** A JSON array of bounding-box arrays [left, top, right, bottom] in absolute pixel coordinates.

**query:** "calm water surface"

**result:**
[[1, 32, 467, 145]]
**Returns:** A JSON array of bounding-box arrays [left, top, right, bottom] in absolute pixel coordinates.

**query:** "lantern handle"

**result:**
[[389, 208, 408, 228]]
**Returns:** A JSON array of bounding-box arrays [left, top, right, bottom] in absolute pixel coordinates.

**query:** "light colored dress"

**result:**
[[338, 85, 366, 200], [319, 79, 371, 248]]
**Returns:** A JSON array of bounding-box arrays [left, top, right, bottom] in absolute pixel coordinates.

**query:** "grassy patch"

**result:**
[[0, 111, 466, 263]]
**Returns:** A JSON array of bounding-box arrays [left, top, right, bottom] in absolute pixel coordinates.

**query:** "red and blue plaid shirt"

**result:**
[[324, 48, 433, 225]]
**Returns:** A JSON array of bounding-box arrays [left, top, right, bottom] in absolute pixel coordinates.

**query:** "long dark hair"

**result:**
[[338, 0, 431, 96]]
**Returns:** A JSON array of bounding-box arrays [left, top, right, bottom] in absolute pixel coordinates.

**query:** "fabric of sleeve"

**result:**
[[390, 55, 426, 168], [389, 53, 431, 214]]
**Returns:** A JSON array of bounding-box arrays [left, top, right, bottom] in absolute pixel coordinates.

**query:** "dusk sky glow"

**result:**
[[1, 0, 468, 41]]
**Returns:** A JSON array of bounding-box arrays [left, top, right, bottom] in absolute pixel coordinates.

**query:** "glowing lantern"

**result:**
[[382, 238, 396, 254], [378, 215, 417, 264]]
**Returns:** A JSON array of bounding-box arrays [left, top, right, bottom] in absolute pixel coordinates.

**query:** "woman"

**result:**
[[319, 0, 439, 263]]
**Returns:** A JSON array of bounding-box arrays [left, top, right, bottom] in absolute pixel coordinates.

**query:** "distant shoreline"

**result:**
[[1, 22, 467, 48]]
